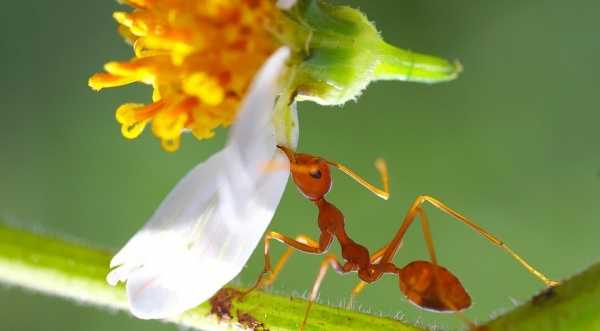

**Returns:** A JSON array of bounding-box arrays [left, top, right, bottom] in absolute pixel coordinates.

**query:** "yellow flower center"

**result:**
[[89, 0, 281, 151]]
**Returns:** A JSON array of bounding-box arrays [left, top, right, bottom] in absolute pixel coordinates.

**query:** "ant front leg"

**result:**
[[243, 230, 334, 297], [262, 234, 320, 288]]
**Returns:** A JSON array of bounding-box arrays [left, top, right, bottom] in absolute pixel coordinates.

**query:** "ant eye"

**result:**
[[309, 169, 322, 179]]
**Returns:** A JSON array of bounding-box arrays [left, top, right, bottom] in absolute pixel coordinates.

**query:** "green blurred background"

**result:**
[[1, 1, 599, 330]]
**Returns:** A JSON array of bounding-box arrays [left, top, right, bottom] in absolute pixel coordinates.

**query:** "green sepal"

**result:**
[[283, 0, 462, 106]]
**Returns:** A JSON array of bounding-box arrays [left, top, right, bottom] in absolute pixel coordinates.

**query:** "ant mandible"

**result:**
[[245, 145, 558, 330]]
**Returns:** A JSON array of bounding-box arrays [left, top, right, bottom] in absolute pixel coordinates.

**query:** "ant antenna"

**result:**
[[326, 158, 390, 200]]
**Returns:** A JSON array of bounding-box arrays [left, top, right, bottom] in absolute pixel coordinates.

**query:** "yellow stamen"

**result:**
[[89, 0, 281, 151], [115, 102, 164, 139], [182, 73, 225, 107]]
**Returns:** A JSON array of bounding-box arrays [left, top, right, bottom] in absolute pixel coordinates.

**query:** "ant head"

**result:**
[[277, 145, 332, 201]]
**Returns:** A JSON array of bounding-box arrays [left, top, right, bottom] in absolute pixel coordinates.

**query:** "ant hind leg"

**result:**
[[348, 243, 392, 308], [417, 195, 558, 286], [374, 200, 474, 323]]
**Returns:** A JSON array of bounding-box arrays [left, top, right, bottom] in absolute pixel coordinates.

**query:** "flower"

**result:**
[[89, 0, 293, 151], [94, 0, 463, 320], [107, 47, 298, 319], [89, 0, 461, 152]]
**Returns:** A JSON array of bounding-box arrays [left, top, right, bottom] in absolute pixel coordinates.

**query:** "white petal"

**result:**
[[108, 47, 298, 319], [107, 149, 230, 318], [225, 47, 292, 215], [277, 0, 297, 10]]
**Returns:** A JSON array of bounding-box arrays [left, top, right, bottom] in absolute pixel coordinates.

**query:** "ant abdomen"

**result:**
[[398, 261, 471, 312]]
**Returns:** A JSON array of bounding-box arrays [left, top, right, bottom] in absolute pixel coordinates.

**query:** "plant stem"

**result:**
[[0, 223, 422, 331], [374, 42, 462, 83], [2, 223, 598, 331], [481, 261, 600, 331]]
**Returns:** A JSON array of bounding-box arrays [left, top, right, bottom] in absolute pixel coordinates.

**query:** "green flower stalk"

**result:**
[[283, 0, 461, 105]]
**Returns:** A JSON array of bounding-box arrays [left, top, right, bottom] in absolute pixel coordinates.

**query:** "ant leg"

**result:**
[[349, 237, 407, 306], [327, 158, 390, 200], [381, 195, 558, 286], [416, 207, 438, 265], [349, 281, 366, 308], [276, 145, 391, 200], [243, 231, 333, 296], [301, 255, 349, 331], [348, 244, 390, 307], [416, 207, 477, 328], [262, 234, 320, 287], [361, 201, 474, 325], [423, 195, 557, 286]]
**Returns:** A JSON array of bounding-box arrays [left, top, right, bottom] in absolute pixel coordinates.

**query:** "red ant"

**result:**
[[245, 145, 558, 330]]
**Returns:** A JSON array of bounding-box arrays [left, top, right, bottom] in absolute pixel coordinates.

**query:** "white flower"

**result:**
[[276, 0, 298, 10], [106, 47, 298, 319]]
